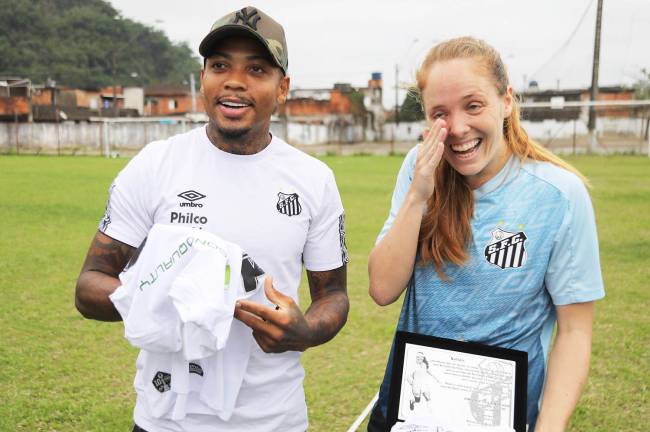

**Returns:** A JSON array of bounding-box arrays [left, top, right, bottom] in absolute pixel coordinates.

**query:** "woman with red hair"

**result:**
[[368, 37, 604, 432]]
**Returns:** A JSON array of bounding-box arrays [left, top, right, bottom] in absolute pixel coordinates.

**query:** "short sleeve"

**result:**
[[302, 169, 348, 271], [545, 178, 605, 305], [376, 146, 418, 244], [98, 145, 157, 247]]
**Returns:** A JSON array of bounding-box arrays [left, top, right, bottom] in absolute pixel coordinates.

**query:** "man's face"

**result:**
[[200, 35, 289, 139]]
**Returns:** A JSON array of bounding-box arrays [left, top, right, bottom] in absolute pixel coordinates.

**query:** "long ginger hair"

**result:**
[[415, 37, 588, 277]]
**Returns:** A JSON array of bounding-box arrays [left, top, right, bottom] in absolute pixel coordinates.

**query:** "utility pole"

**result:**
[[112, 52, 119, 118], [27, 79, 33, 123], [588, 0, 603, 153], [190, 73, 197, 113], [394, 64, 400, 126], [391, 64, 399, 153]]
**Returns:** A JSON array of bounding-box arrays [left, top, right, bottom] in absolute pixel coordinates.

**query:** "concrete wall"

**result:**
[[521, 118, 646, 140], [285, 122, 364, 145], [1, 117, 646, 155], [0, 121, 195, 156], [383, 121, 425, 142], [287, 123, 329, 145], [381, 118, 647, 142], [124, 88, 144, 115]]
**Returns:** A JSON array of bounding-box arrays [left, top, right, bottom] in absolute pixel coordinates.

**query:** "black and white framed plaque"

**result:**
[[387, 331, 528, 432]]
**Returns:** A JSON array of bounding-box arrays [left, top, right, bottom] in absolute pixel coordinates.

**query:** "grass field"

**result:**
[[0, 154, 648, 431]]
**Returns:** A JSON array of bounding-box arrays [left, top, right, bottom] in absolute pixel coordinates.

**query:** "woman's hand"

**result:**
[[409, 119, 447, 204]]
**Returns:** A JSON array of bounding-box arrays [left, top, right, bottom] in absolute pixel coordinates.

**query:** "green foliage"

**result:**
[[0, 0, 201, 88], [399, 87, 425, 122], [633, 68, 650, 100], [347, 90, 367, 118], [0, 154, 648, 431], [386, 87, 424, 123]]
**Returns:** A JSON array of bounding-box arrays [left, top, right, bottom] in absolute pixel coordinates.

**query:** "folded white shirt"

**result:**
[[169, 237, 244, 358], [110, 223, 264, 421]]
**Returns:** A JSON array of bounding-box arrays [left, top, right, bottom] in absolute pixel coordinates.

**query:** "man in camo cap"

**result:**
[[75, 5, 350, 432]]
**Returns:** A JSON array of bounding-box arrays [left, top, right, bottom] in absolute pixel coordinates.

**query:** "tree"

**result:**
[[399, 87, 424, 122], [633, 68, 650, 100], [633, 68, 650, 141], [0, 0, 201, 88]]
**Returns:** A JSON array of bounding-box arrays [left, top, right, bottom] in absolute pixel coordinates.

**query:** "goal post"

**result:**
[[518, 99, 650, 156]]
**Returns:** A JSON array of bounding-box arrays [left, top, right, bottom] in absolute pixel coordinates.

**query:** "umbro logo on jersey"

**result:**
[[152, 371, 171, 393], [276, 192, 301, 216], [178, 189, 206, 207], [484, 228, 528, 269], [189, 362, 204, 376]]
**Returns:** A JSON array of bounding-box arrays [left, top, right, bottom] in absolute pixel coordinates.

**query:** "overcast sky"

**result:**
[[109, 0, 650, 106]]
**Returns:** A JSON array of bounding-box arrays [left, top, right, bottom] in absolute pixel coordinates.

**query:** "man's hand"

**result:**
[[234, 277, 314, 353], [235, 265, 348, 354]]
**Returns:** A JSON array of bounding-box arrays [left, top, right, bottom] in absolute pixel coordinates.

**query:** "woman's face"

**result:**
[[421, 57, 513, 189]]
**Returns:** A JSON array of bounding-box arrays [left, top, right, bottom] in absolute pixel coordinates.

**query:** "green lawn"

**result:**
[[0, 154, 648, 431]]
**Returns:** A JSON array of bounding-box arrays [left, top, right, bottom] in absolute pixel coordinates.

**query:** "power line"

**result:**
[[530, 0, 596, 81]]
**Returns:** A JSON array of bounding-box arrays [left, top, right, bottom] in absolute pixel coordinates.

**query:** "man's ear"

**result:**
[[199, 67, 206, 97], [277, 75, 290, 105]]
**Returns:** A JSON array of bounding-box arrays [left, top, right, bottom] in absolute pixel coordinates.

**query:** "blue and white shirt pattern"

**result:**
[[374, 148, 605, 429]]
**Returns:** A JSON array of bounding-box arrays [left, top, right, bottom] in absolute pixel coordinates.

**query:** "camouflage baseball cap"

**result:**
[[199, 6, 288, 75]]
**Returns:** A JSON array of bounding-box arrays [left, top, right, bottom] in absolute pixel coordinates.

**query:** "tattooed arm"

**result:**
[[234, 265, 349, 353], [75, 231, 136, 321], [303, 266, 349, 346]]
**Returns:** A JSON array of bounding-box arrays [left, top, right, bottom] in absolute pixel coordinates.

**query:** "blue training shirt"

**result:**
[[374, 147, 605, 430]]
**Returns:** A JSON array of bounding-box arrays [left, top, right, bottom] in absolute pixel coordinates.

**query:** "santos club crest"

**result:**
[[484, 228, 528, 269], [277, 192, 302, 216]]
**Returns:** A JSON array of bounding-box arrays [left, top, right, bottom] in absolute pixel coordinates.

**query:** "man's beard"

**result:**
[[216, 125, 250, 140]]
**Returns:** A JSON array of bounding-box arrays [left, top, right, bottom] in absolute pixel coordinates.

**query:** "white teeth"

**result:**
[[452, 139, 480, 152], [221, 101, 248, 108]]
